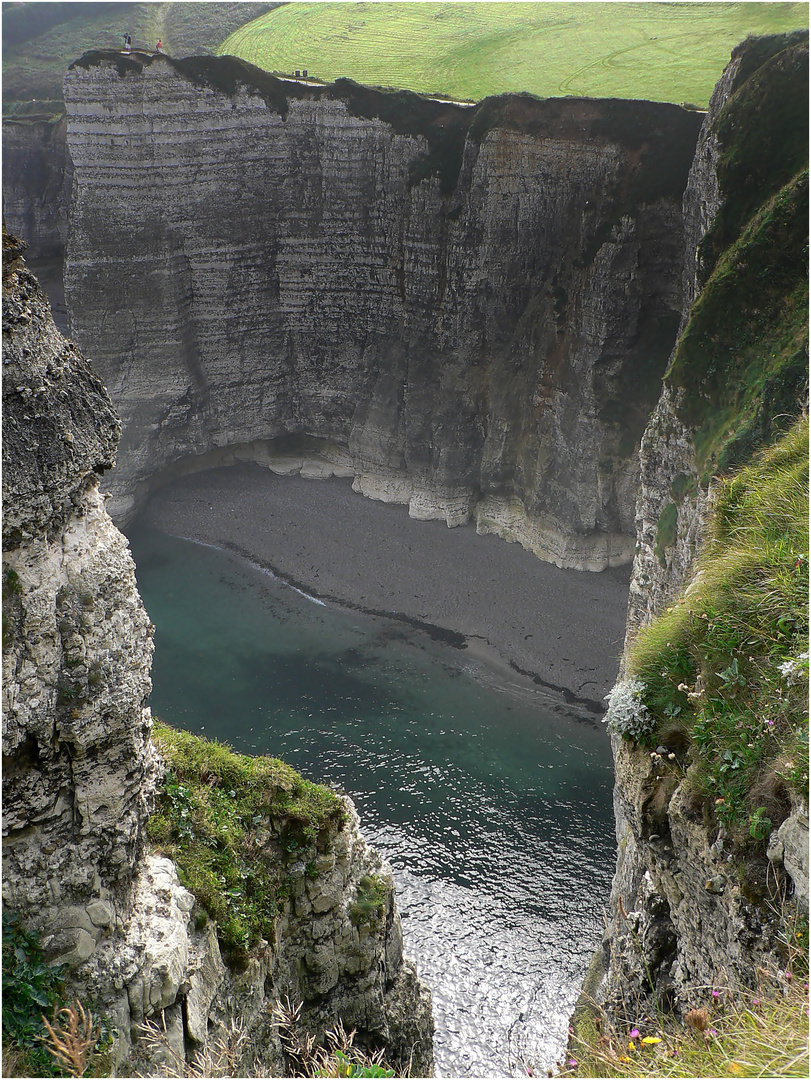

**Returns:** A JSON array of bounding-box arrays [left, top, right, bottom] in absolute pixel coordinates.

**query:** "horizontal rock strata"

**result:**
[[63, 53, 703, 569], [2, 229, 156, 935], [1, 116, 71, 262]]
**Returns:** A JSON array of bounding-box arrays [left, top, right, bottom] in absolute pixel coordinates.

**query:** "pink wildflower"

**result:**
[[629, 1028, 640, 1039]]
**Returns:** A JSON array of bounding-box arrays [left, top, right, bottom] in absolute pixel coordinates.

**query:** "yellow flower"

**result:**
[[618, 1056, 632, 1064], [628, 1041, 637, 1051], [726, 1064, 744, 1076], [641, 1036, 662, 1045]]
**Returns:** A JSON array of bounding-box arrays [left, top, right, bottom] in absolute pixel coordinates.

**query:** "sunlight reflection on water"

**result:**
[[128, 524, 616, 1077]]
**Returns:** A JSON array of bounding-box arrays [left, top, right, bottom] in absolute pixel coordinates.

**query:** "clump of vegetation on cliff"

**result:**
[[2, 911, 66, 1077], [624, 419, 808, 850], [2, 913, 112, 1078], [563, 958, 808, 1077], [139, 999, 398, 1078], [350, 874, 390, 927], [148, 721, 346, 960]]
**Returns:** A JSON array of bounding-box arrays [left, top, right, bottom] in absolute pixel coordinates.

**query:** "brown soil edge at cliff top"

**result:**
[[68, 50, 703, 200], [133, 464, 631, 720]]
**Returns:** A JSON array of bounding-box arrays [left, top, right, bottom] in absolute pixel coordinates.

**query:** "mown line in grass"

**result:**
[[218, 2, 809, 105]]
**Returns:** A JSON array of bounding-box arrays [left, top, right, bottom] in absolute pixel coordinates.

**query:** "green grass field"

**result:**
[[219, 2, 809, 105]]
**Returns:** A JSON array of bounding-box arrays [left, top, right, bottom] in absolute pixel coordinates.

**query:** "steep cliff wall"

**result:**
[[589, 32, 809, 1025], [626, 31, 808, 638], [2, 230, 156, 931], [63, 52, 702, 570], [1, 4, 284, 261], [2, 116, 71, 262], [2, 235, 432, 1075]]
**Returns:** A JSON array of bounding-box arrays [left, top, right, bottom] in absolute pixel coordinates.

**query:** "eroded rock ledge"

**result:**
[[63, 53, 703, 569], [2, 234, 432, 1075]]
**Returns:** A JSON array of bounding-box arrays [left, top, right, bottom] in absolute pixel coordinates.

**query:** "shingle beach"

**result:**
[[135, 464, 631, 718]]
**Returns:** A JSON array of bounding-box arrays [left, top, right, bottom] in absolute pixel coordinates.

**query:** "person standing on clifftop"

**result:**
[[123, 32, 131, 53], [156, 39, 163, 53]]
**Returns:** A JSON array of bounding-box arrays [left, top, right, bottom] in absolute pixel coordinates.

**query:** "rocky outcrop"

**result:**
[[622, 383, 712, 646], [619, 54, 742, 637], [2, 229, 156, 937], [591, 33, 809, 1021], [88, 801, 433, 1075], [626, 33, 808, 639], [63, 52, 703, 569], [602, 748, 784, 1012], [2, 4, 284, 261], [2, 237, 432, 1075]]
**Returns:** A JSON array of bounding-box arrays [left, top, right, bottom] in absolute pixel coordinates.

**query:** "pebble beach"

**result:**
[[135, 464, 631, 718]]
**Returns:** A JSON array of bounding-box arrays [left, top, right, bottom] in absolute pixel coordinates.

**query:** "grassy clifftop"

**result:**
[[148, 721, 346, 960], [219, 2, 808, 105]]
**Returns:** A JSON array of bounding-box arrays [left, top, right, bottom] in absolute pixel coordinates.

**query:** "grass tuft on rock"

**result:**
[[625, 419, 808, 843], [349, 875, 390, 927], [565, 963, 809, 1077], [148, 721, 345, 960]]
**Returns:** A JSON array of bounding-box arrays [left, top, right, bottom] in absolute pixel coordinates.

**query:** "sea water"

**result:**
[[127, 523, 617, 1077]]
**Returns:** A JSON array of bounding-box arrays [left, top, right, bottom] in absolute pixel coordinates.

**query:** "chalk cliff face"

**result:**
[[625, 36, 809, 639], [591, 33, 809, 1020], [63, 52, 702, 569], [2, 230, 156, 934], [2, 116, 72, 263], [2, 235, 432, 1075]]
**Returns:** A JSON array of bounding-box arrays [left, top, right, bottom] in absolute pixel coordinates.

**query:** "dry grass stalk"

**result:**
[[272, 997, 395, 1077], [137, 1015, 248, 1078], [41, 1001, 95, 1078]]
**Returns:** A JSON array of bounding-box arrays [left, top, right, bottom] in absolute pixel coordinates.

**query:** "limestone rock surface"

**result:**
[[3, 229, 119, 547], [63, 53, 702, 569], [3, 230, 157, 933], [598, 741, 790, 1017], [2, 116, 71, 262]]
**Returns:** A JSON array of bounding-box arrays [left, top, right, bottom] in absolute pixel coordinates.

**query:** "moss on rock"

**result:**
[[666, 34, 808, 478], [148, 721, 345, 959]]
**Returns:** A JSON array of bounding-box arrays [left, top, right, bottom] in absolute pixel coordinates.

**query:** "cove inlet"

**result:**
[[127, 474, 625, 1077]]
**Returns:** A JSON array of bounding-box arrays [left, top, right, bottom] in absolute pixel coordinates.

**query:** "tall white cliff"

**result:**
[[62, 52, 704, 570], [589, 33, 809, 1020]]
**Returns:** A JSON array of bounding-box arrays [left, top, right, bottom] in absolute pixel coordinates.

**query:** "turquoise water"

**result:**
[[127, 523, 617, 1077]]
